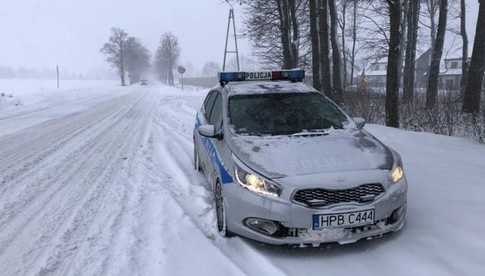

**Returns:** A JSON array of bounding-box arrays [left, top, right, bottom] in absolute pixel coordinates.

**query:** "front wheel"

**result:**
[[193, 142, 201, 172], [214, 181, 234, 237]]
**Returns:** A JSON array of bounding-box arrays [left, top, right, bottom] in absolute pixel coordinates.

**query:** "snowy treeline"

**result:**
[[236, 0, 485, 142], [100, 28, 181, 87]]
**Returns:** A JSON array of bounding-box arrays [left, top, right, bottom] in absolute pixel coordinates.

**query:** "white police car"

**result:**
[[193, 70, 407, 246]]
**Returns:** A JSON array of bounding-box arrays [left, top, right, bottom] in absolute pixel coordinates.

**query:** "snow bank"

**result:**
[[0, 81, 483, 276]]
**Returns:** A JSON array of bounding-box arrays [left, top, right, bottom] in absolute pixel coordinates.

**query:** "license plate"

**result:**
[[313, 209, 375, 230]]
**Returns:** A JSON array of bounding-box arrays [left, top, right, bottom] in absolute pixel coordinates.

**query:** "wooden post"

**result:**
[[56, 65, 60, 89]]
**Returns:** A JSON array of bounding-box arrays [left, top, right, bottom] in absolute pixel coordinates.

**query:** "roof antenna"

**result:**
[[222, 0, 240, 72]]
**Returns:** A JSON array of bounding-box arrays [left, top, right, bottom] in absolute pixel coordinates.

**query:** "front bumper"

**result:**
[[224, 174, 407, 246]]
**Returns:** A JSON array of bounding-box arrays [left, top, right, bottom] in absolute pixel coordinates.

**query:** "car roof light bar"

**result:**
[[219, 70, 305, 85]]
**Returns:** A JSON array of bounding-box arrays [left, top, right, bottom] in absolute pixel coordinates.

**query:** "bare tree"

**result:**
[[460, 0, 469, 94], [397, 0, 408, 87], [426, 0, 448, 109], [463, 0, 485, 114], [100, 27, 129, 86], [309, 0, 321, 90], [289, 0, 301, 67], [277, 0, 296, 68], [350, 0, 358, 85], [339, 0, 349, 86], [403, 0, 420, 103], [125, 37, 151, 84], [241, 0, 310, 69], [424, 0, 439, 49], [358, 1, 390, 61], [386, 0, 402, 128], [155, 33, 180, 86], [319, 0, 333, 98], [329, 0, 343, 103]]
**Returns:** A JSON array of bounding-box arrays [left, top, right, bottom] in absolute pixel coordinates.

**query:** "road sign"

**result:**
[[177, 66, 186, 74]]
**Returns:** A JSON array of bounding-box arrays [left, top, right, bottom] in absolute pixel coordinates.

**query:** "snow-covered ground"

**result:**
[[0, 80, 484, 276], [0, 79, 129, 136]]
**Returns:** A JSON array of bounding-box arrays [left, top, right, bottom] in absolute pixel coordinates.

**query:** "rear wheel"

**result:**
[[214, 181, 234, 237]]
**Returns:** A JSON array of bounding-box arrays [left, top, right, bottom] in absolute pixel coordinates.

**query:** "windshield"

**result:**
[[228, 92, 348, 135]]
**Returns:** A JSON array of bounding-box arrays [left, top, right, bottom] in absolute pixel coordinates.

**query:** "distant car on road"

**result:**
[[140, 79, 149, 86], [193, 70, 407, 246]]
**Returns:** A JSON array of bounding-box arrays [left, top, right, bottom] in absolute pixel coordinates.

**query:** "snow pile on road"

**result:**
[[0, 92, 20, 109], [0, 81, 484, 276]]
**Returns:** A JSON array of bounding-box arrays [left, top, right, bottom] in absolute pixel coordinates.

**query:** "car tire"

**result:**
[[214, 181, 234, 238], [193, 142, 201, 172]]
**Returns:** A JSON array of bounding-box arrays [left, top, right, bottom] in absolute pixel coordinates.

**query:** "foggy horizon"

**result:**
[[0, 0, 480, 77], [0, 0, 252, 76]]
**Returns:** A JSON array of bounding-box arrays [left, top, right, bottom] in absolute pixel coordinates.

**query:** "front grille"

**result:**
[[293, 183, 385, 207]]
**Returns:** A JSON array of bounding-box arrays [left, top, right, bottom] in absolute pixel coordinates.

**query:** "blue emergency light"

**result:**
[[219, 70, 305, 85]]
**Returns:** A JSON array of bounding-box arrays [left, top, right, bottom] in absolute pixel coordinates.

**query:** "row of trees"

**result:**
[[238, 0, 485, 129], [101, 28, 180, 86]]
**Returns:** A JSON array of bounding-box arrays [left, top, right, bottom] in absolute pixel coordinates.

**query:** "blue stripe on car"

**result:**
[[195, 116, 233, 184]]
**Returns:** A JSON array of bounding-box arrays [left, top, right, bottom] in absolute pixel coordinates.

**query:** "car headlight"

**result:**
[[388, 150, 405, 183], [390, 166, 404, 183], [234, 165, 281, 197]]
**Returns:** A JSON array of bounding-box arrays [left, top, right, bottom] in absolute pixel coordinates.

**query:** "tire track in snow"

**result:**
[[0, 97, 136, 229], [31, 93, 154, 276], [0, 94, 135, 184], [150, 95, 288, 276], [0, 94, 145, 239], [0, 93, 148, 275], [94, 92, 246, 276]]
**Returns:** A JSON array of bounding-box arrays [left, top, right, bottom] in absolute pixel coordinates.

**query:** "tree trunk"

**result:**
[[277, 0, 293, 69], [289, 0, 299, 68], [463, 0, 485, 114], [319, 0, 333, 98], [350, 0, 357, 86], [460, 0, 469, 95], [310, 0, 321, 90], [386, 0, 402, 128], [341, 1, 348, 87], [403, 0, 420, 103], [120, 40, 126, 86], [169, 68, 174, 86], [427, 0, 438, 49], [426, 0, 448, 109], [329, 0, 343, 104], [398, 0, 408, 91]]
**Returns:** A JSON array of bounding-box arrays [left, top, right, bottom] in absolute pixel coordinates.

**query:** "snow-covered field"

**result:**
[[0, 80, 484, 276], [0, 79, 129, 136]]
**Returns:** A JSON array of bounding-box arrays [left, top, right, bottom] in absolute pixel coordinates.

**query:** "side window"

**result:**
[[209, 92, 223, 128], [203, 91, 217, 119]]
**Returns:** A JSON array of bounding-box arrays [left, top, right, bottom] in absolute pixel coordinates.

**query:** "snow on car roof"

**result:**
[[225, 81, 317, 96]]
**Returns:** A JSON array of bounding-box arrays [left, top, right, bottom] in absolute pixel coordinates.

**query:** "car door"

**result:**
[[204, 91, 224, 182], [196, 90, 218, 172]]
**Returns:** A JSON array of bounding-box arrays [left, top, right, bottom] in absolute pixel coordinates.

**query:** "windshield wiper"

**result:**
[[290, 130, 330, 137]]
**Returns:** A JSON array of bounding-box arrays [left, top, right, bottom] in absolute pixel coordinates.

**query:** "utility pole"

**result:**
[[56, 65, 60, 89], [222, 1, 240, 72]]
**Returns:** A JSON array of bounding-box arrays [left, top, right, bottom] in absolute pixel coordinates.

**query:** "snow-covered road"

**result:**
[[0, 83, 484, 276]]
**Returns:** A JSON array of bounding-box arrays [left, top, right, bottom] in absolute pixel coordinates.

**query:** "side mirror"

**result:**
[[353, 117, 366, 130], [198, 124, 222, 139]]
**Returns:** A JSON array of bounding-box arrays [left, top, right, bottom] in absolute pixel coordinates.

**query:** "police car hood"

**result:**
[[230, 129, 393, 179]]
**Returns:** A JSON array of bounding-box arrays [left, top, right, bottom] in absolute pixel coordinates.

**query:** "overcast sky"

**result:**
[[0, 0, 480, 75], [0, 0, 251, 74]]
